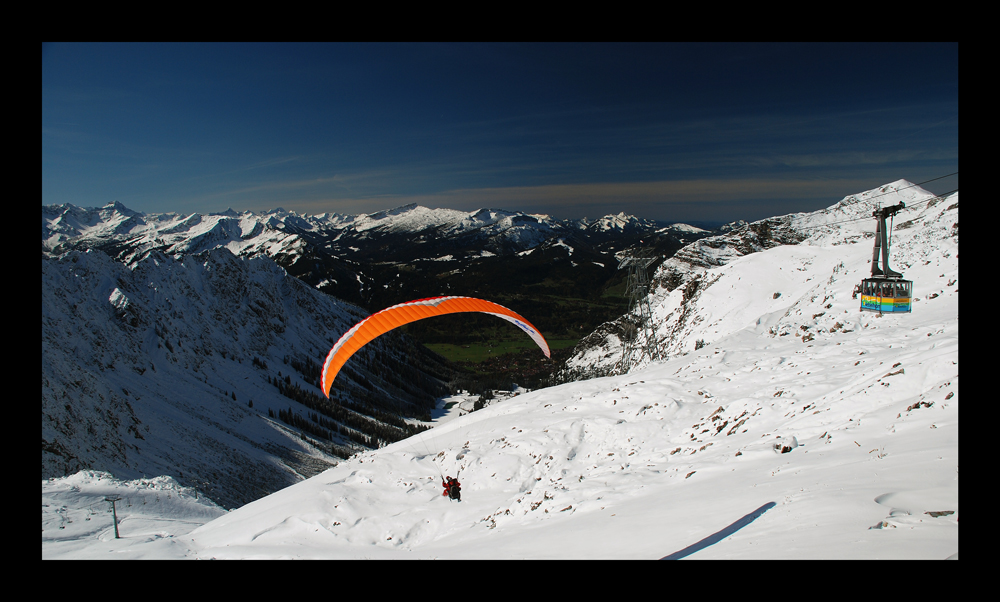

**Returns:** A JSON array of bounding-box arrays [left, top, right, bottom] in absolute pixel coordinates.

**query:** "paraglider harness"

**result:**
[[442, 476, 462, 502]]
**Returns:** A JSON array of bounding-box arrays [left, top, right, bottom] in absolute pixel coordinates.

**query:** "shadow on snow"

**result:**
[[661, 502, 776, 560]]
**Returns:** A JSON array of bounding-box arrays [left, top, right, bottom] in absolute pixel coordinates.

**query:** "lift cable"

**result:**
[[779, 172, 958, 230], [858, 171, 958, 208], [788, 185, 958, 233]]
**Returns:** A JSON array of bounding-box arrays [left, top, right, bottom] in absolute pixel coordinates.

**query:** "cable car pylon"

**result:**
[[615, 254, 660, 374]]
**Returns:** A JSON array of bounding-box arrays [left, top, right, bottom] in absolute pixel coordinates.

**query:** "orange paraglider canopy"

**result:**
[[321, 296, 550, 398]]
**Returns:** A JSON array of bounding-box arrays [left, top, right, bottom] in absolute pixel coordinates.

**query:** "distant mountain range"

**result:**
[[42, 201, 690, 263], [43, 201, 716, 352]]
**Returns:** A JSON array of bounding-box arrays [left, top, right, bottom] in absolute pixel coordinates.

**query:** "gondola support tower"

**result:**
[[616, 254, 660, 373]]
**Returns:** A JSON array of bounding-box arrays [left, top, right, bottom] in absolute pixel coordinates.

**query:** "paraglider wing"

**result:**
[[321, 296, 551, 397]]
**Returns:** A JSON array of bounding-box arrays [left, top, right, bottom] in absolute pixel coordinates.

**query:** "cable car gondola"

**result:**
[[854, 202, 912, 314]]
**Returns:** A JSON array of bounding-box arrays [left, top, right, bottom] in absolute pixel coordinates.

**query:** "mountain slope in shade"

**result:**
[[42, 247, 452, 509]]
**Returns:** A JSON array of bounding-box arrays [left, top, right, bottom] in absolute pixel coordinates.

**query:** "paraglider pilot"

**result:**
[[442, 476, 462, 501]]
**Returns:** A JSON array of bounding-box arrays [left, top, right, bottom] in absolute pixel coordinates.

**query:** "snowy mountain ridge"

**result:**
[[42, 200, 711, 341], [562, 179, 957, 376], [42, 201, 672, 265]]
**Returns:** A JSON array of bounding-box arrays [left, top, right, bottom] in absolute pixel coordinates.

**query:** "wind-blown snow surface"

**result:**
[[42, 180, 958, 559]]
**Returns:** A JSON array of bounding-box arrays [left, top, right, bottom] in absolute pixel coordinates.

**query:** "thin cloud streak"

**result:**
[[185, 170, 396, 202], [388, 178, 870, 206], [284, 177, 880, 223]]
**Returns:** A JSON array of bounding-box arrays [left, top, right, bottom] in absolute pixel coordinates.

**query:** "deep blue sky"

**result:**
[[42, 42, 958, 224]]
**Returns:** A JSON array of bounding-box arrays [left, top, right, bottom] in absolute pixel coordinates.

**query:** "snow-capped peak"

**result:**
[[588, 211, 649, 232]]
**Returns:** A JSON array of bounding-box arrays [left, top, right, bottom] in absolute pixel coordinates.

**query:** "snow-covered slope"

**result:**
[[564, 180, 957, 375], [42, 180, 959, 559], [42, 247, 451, 509], [42, 471, 227, 560]]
